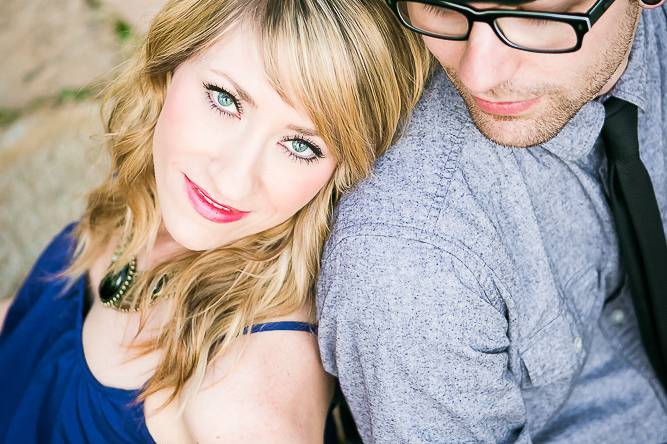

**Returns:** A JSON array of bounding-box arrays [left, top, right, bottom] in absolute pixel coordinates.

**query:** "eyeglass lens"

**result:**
[[397, 2, 579, 51]]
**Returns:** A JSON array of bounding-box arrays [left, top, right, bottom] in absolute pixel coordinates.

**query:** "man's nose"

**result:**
[[457, 22, 521, 95]]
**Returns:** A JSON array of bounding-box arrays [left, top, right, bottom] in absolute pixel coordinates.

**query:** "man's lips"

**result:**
[[473, 96, 541, 116], [183, 174, 249, 223]]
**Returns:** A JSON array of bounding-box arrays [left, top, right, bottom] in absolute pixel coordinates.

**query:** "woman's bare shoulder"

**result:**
[[184, 310, 333, 443], [0, 297, 13, 331]]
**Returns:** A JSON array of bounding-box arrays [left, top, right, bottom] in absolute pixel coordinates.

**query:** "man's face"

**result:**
[[422, 0, 641, 147]]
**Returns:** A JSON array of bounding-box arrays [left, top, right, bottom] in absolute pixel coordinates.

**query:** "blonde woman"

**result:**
[[0, 0, 429, 443]]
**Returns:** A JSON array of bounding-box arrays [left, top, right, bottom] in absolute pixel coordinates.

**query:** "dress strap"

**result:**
[[246, 321, 317, 335]]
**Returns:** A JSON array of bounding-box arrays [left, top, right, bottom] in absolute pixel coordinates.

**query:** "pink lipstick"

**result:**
[[183, 174, 249, 223]]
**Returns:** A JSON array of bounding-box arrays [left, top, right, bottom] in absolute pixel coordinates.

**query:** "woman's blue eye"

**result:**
[[215, 91, 238, 113], [204, 82, 242, 117], [282, 139, 322, 162], [292, 140, 310, 154]]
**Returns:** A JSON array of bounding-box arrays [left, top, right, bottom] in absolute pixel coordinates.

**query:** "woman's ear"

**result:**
[[638, 0, 665, 9]]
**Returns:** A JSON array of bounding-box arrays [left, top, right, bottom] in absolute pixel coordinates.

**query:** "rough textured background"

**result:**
[[0, 0, 166, 300]]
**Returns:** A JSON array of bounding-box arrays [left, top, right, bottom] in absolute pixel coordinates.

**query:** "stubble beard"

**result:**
[[442, 5, 640, 148]]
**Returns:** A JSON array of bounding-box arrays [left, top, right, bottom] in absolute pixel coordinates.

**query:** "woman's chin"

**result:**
[[163, 221, 240, 252]]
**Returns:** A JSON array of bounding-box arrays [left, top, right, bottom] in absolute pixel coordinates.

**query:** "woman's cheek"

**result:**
[[271, 163, 336, 214], [159, 87, 214, 160]]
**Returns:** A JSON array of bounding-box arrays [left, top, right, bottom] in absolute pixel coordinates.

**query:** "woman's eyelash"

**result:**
[[281, 135, 325, 164], [203, 82, 243, 117]]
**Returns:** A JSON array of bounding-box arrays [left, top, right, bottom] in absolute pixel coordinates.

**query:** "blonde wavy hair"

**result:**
[[67, 0, 431, 405]]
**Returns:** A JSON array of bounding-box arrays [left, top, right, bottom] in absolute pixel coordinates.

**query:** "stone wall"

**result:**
[[0, 0, 166, 300]]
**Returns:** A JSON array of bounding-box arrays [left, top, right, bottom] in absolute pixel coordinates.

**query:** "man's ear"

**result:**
[[638, 0, 665, 9]]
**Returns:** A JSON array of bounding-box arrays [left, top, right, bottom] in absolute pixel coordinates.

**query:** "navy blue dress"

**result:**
[[0, 224, 322, 443]]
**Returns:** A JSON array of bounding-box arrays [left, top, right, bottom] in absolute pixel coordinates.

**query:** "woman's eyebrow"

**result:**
[[209, 69, 257, 108], [209, 69, 320, 137], [287, 124, 320, 138]]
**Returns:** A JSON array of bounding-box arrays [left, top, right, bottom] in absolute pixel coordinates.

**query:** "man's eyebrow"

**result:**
[[287, 124, 321, 138], [210, 69, 257, 108], [522, 0, 580, 11], [464, 0, 537, 4], [465, 0, 576, 10]]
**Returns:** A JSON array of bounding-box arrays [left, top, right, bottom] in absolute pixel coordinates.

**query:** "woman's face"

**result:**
[[152, 26, 337, 251]]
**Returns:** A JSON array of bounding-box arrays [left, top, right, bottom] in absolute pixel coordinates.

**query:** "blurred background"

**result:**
[[0, 0, 167, 300]]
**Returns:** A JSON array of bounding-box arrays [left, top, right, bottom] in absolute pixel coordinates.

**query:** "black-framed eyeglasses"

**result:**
[[386, 0, 617, 53]]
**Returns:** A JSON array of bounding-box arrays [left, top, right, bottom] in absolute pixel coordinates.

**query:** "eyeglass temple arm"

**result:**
[[588, 0, 617, 26]]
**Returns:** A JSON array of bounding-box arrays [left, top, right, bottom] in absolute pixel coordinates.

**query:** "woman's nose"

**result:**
[[206, 131, 266, 204]]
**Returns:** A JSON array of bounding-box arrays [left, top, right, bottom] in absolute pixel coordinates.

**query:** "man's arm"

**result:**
[[317, 234, 531, 443]]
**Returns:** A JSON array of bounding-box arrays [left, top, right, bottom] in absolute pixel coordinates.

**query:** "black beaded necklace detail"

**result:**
[[99, 257, 138, 310], [98, 249, 168, 312]]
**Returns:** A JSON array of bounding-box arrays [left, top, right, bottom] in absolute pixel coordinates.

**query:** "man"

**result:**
[[317, 0, 667, 441]]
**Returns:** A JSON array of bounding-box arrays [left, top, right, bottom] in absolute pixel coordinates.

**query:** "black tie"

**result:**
[[601, 96, 667, 391]]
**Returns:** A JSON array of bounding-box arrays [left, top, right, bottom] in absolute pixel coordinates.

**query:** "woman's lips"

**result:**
[[183, 174, 249, 224], [473, 96, 541, 116]]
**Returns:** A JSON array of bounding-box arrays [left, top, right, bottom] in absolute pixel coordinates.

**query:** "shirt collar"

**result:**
[[540, 13, 648, 162], [608, 13, 649, 112]]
